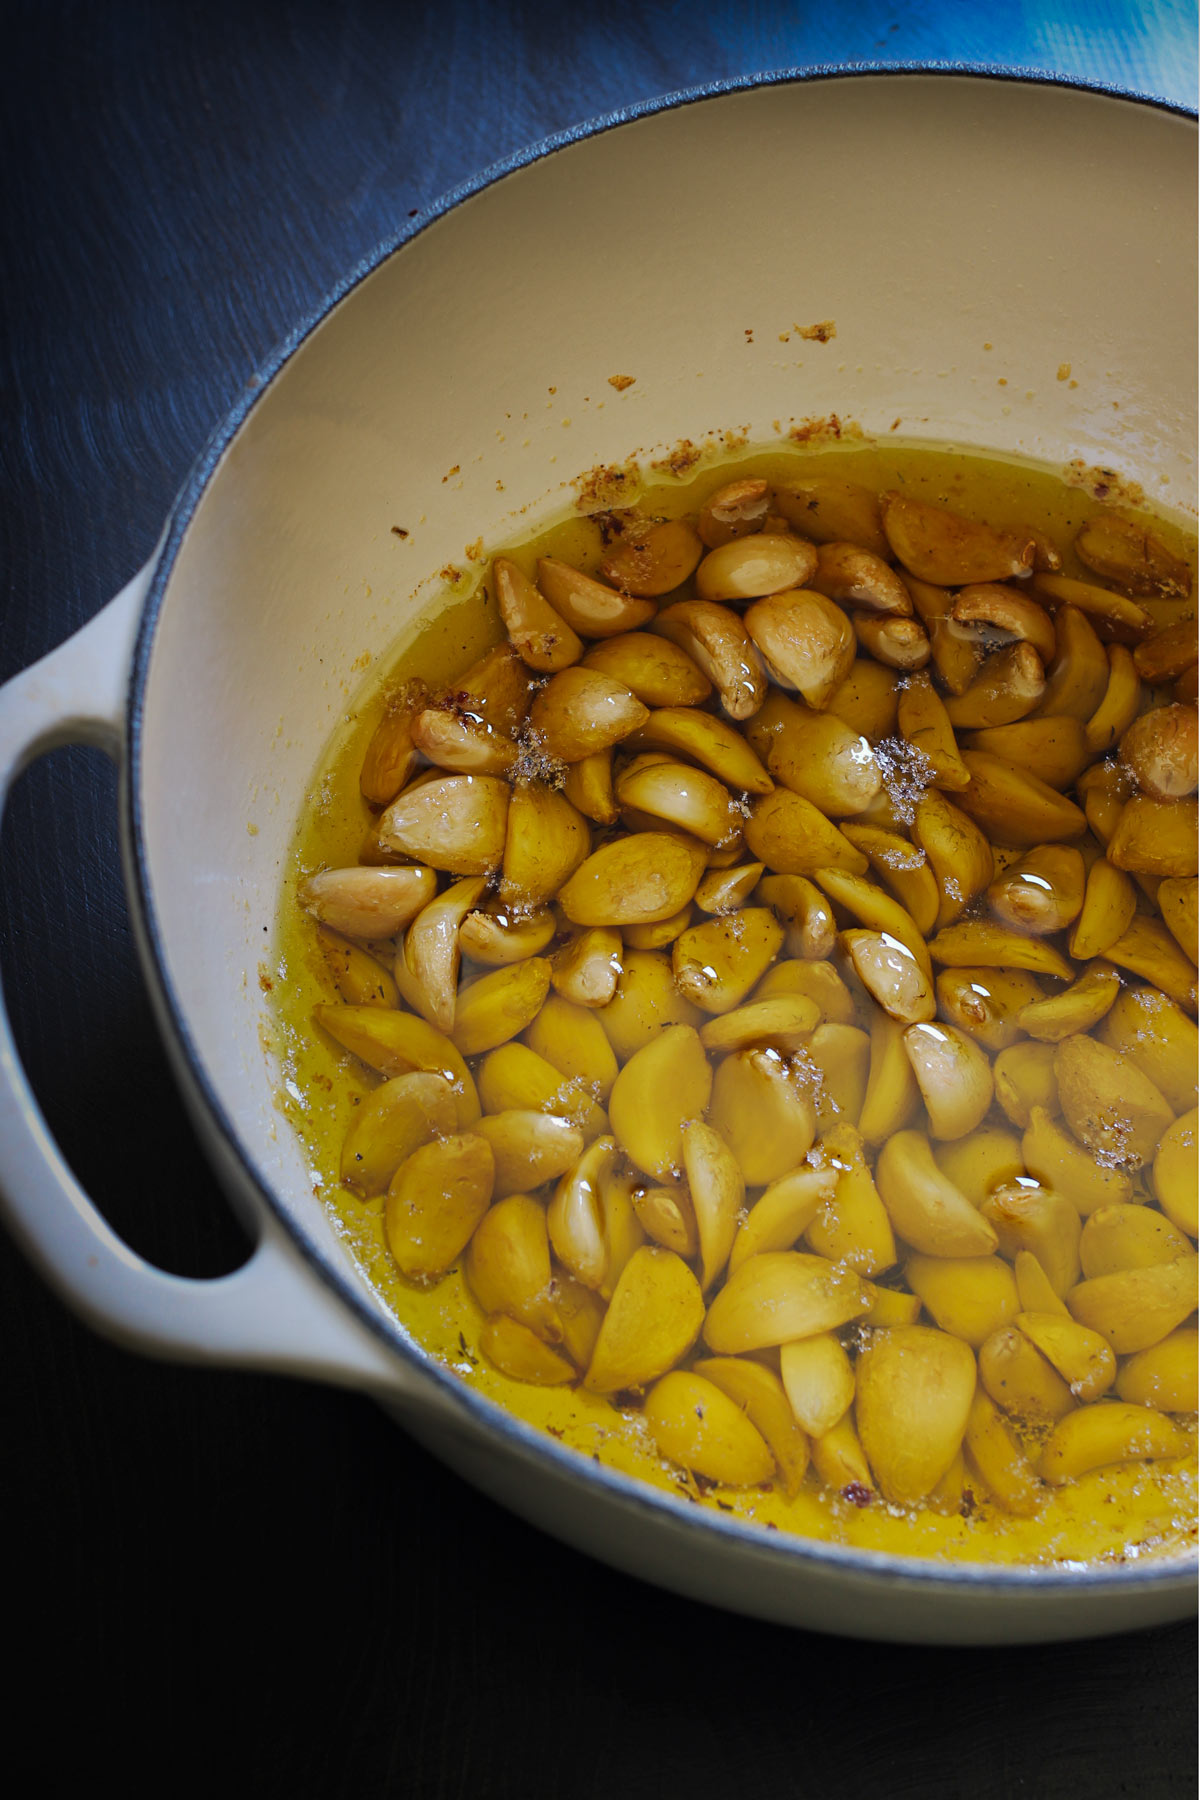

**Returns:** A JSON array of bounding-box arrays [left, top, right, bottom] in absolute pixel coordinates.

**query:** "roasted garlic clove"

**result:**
[[583, 1245, 705, 1392], [653, 599, 767, 718], [401, 874, 489, 1030], [1040, 1401, 1186, 1486], [464, 1191, 559, 1335], [300, 861, 437, 941], [965, 715, 1091, 791], [772, 476, 890, 558], [1066, 1255, 1199, 1355], [559, 832, 708, 927], [695, 531, 818, 602], [317, 927, 399, 1009], [384, 1132, 494, 1280], [524, 992, 619, 1100], [951, 583, 1057, 662], [912, 789, 994, 929], [743, 590, 857, 709], [1021, 1105, 1132, 1218], [728, 1165, 839, 1273], [702, 1250, 873, 1353], [682, 1119, 744, 1291], [856, 1325, 977, 1505], [987, 844, 1086, 935], [779, 1333, 856, 1437], [935, 967, 1045, 1053], [581, 632, 712, 707], [551, 927, 624, 1009], [536, 556, 656, 635], [1084, 644, 1142, 755], [615, 754, 743, 847], [1066, 857, 1137, 961], [875, 1129, 998, 1257], [599, 517, 705, 597], [1073, 512, 1192, 599], [1079, 1202, 1192, 1279], [881, 492, 1035, 586], [696, 476, 772, 549], [955, 751, 1087, 848], [809, 543, 912, 615], [980, 1183, 1082, 1297], [459, 901, 557, 967], [492, 555, 584, 672], [473, 1110, 587, 1199], [314, 1003, 480, 1125], [1030, 605, 1109, 721], [1053, 1034, 1175, 1167], [764, 694, 883, 817], [607, 1023, 712, 1179], [1119, 703, 1198, 801], [943, 642, 1046, 730], [978, 1323, 1076, 1423], [643, 1371, 776, 1486], [376, 772, 510, 874], [707, 1047, 818, 1185], [902, 1021, 994, 1140], [904, 1254, 1019, 1349], [693, 1356, 812, 1497], [627, 705, 773, 793], [744, 787, 868, 877], [1017, 962, 1120, 1043], [340, 1070, 458, 1197]]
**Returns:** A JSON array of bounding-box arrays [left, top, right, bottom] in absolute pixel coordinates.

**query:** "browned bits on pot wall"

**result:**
[[293, 443, 1198, 1546]]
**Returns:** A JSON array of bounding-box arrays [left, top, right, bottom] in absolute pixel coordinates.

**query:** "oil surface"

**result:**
[[270, 438, 1198, 1568]]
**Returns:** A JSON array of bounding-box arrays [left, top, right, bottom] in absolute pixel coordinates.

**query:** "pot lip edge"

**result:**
[[121, 62, 1199, 1602]]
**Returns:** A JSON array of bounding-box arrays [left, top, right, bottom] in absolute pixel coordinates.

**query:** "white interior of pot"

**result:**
[[136, 74, 1197, 1281]]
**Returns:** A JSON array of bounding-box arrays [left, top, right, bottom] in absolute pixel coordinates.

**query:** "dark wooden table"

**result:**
[[2, 5, 1196, 1794]]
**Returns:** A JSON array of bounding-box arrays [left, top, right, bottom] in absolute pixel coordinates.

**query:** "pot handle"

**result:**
[[0, 566, 422, 1399]]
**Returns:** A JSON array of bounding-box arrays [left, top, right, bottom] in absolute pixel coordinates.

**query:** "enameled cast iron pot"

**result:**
[[1, 71, 1196, 1644]]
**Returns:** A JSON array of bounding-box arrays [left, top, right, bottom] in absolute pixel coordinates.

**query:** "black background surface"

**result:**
[[2, 4, 1196, 1795]]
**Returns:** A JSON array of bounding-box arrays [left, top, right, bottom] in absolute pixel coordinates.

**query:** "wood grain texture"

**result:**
[[1, 4, 1196, 1796]]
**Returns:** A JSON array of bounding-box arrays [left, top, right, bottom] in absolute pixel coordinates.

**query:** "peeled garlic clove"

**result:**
[[1134, 620, 1199, 685], [744, 788, 868, 877], [581, 632, 711, 708], [843, 930, 936, 1024], [874, 1130, 998, 1257], [1154, 1108, 1199, 1238], [903, 572, 982, 695], [595, 948, 702, 1060], [384, 1133, 494, 1280], [451, 958, 552, 1058], [978, 1323, 1076, 1422], [477, 1043, 607, 1140], [951, 583, 1056, 661], [599, 517, 705, 597], [755, 957, 858, 1022], [1022, 1105, 1132, 1217], [882, 492, 1035, 585], [904, 1254, 1019, 1349], [811, 1414, 875, 1496], [963, 1389, 1044, 1517], [765, 699, 882, 818], [987, 844, 1086, 935], [1030, 605, 1109, 722], [708, 1048, 817, 1186], [359, 678, 429, 807], [965, 714, 1091, 791], [631, 1182, 698, 1257], [643, 1371, 776, 1486], [681, 1119, 744, 1292], [1066, 1255, 1199, 1355], [1158, 876, 1199, 965], [1116, 1327, 1199, 1412], [855, 1325, 977, 1505], [410, 703, 518, 776], [559, 832, 708, 927], [808, 542, 912, 616], [300, 863, 437, 939], [583, 1245, 705, 1392], [551, 927, 624, 1009], [473, 1110, 586, 1199], [993, 1041, 1060, 1130], [1079, 1202, 1191, 1279], [1013, 1248, 1071, 1317], [314, 1003, 480, 1125], [772, 476, 890, 558], [615, 756, 742, 847], [492, 555, 584, 672], [699, 995, 820, 1056], [1030, 571, 1154, 643], [927, 918, 1074, 981], [1040, 1400, 1186, 1486], [693, 1356, 811, 1497], [1013, 1308, 1115, 1400], [672, 908, 785, 1014], [824, 658, 901, 741], [695, 861, 766, 915], [1101, 916, 1198, 1011], [743, 590, 857, 709], [527, 666, 649, 763], [562, 748, 618, 826], [1074, 513, 1192, 598], [499, 781, 590, 908], [465, 1192, 558, 1335], [524, 992, 619, 1100], [1085, 644, 1142, 755], [695, 531, 818, 602], [317, 927, 398, 1009], [980, 1184, 1082, 1297], [802, 1123, 895, 1274], [935, 966, 1045, 1053], [653, 599, 767, 719], [479, 1315, 576, 1385], [608, 1023, 712, 1180], [896, 671, 969, 790], [956, 751, 1087, 849], [340, 1070, 458, 1196], [757, 872, 837, 958], [779, 1333, 856, 1437], [402, 874, 489, 1031], [932, 1127, 1024, 1209], [912, 789, 994, 930], [728, 1165, 838, 1273], [852, 612, 931, 671], [857, 1005, 921, 1147], [1054, 1035, 1174, 1168], [377, 772, 510, 874], [703, 1251, 873, 1353], [628, 705, 773, 793], [1017, 962, 1120, 1043], [547, 1136, 618, 1289], [536, 556, 656, 635], [1108, 795, 1199, 879], [1067, 858, 1137, 961], [902, 1021, 994, 1140], [697, 476, 772, 549], [1097, 987, 1198, 1114], [459, 902, 556, 967]]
